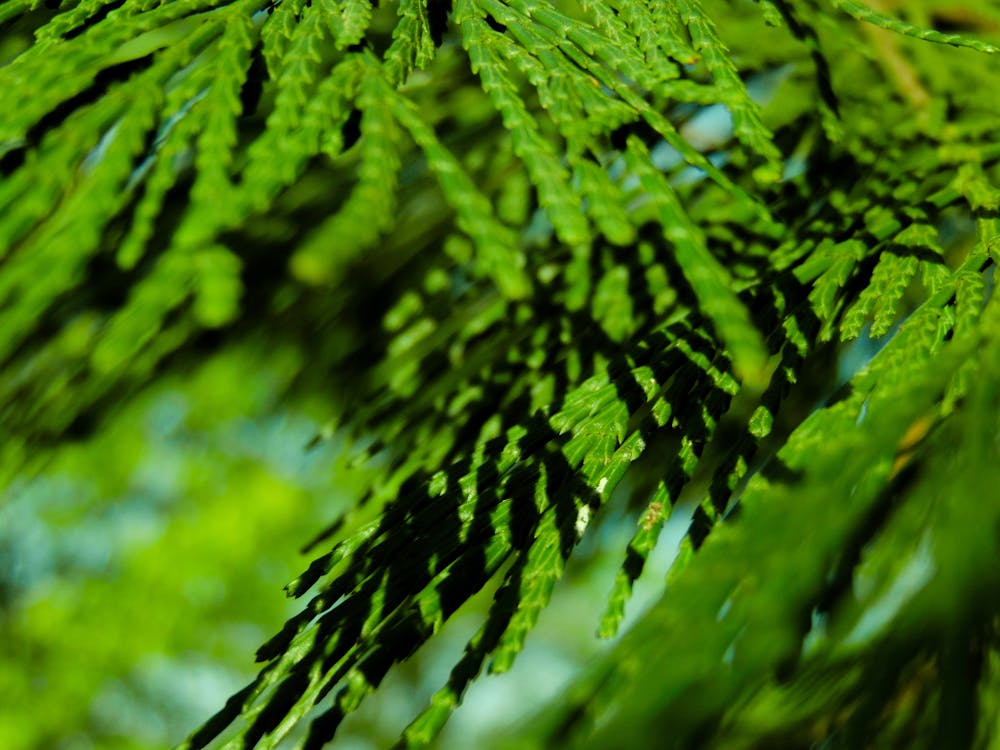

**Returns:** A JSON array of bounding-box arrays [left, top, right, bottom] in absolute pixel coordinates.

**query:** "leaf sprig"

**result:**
[[1, 0, 999, 747]]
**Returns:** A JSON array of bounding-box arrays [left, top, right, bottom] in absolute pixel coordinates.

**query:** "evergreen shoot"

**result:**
[[1, 0, 999, 747]]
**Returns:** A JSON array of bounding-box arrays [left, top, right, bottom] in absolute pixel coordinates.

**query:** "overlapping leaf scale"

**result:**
[[186, 468, 527, 748], [676, 0, 784, 182], [474, 0, 772, 231], [840, 251, 919, 340], [509, 0, 686, 109], [0, 14, 217, 255], [182, 11, 260, 226], [593, 133, 986, 636], [489, 377, 652, 672], [395, 570, 526, 748], [88, 15, 266, 370], [378, 71, 530, 298], [7, 0, 1000, 747], [625, 137, 769, 388], [942, 240, 994, 407], [795, 237, 867, 339], [95, 12, 365, 359], [831, 0, 1000, 54], [841, 228, 993, 421], [238, 6, 348, 213], [176, 14, 260, 327], [598, 481, 673, 639], [275, 530, 522, 749], [383, 0, 438, 83], [474, 0, 770, 223], [0, 0, 243, 148], [458, 0, 589, 247], [0, 1, 268, 384], [515, 0, 667, 103], [33, 0, 132, 40], [456, 5, 647, 246], [482, 22, 603, 151], [956, 160, 1000, 220], [597, 387, 728, 636], [508, 2, 658, 89], [491, 435, 649, 677], [573, 159, 636, 247], [115, 56, 226, 270], [280, 10, 1000, 740], [260, 0, 309, 72], [837, 212, 946, 340], [323, 0, 373, 51], [795, 134, 1000, 345], [500, 22, 636, 153], [371, 257, 643, 474], [597, 0, 681, 79], [220, 401, 527, 668], [290, 64, 403, 284], [0, 69, 171, 365]]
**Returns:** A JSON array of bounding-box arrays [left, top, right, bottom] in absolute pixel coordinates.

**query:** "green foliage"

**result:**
[[0, 341, 354, 749], [1, 0, 999, 748]]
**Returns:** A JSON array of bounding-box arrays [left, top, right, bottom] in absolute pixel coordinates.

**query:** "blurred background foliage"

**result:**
[[0, 340, 347, 748]]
